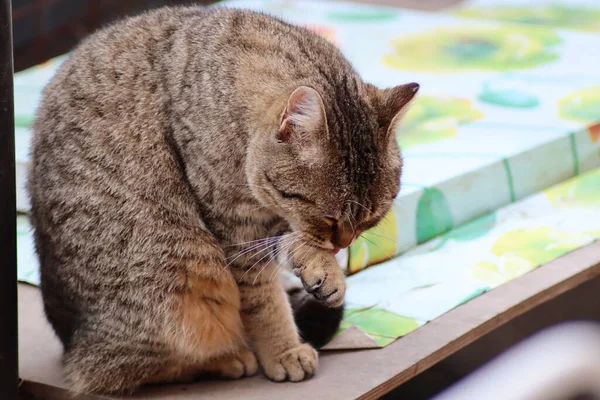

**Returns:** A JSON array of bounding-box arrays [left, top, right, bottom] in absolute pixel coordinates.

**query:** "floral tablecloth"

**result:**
[[327, 167, 600, 348]]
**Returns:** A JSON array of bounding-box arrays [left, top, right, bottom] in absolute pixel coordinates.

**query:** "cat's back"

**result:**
[[28, 7, 220, 273], [34, 6, 204, 129], [31, 5, 332, 145]]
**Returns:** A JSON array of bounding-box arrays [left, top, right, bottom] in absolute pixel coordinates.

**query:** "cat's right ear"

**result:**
[[366, 82, 420, 136], [378, 82, 420, 135], [278, 86, 327, 148]]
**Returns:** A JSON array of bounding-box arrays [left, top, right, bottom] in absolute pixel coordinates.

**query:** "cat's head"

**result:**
[[247, 81, 419, 253]]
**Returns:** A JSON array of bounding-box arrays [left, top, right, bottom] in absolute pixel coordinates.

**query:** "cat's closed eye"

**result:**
[[264, 173, 315, 204]]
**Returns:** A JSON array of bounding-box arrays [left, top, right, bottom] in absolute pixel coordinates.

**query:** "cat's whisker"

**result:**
[[226, 236, 277, 248], [345, 208, 357, 234], [250, 234, 298, 285], [225, 239, 277, 268], [252, 260, 273, 285], [240, 233, 298, 282], [225, 244, 272, 262], [269, 234, 294, 262], [223, 234, 296, 274], [268, 245, 291, 283], [279, 239, 304, 274], [288, 240, 310, 269], [284, 236, 304, 262], [364, 231, 395, 243], [274, 235, 300, 267], [227, 232, 296, 260], [360, 234, 379, 248], [226, 231, 295, 250], [268, 249, 295, 283], [239, 248, 277, 282], [348, 199, 371, 214], [269, 264, 286, 284]]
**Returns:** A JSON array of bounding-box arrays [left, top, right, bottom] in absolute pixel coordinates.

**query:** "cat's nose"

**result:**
[[331, 225, 355, 249]]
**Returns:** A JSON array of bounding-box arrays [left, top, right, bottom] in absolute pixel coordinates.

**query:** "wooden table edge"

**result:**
[[359, 240, 600, 399]]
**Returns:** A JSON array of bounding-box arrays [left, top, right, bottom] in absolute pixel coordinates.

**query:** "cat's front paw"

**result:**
[[290, 246, 346, 307], [262, 344, 318, 382], [299, 262, 346, 308]]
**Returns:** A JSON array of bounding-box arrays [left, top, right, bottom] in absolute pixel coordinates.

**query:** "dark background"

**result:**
[[12, 0, 216, 72]]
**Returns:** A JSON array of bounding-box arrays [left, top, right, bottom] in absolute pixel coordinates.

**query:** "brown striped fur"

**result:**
[[28, 5, 418, 395]]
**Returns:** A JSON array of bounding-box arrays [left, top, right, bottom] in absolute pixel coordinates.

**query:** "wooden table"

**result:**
[[18, 240, 600, 400]]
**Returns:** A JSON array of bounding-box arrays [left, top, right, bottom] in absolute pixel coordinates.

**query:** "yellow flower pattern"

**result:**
[[383, 25, 561, 72]]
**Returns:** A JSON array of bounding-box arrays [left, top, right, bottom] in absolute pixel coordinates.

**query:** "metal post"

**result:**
[[0, 0, 18, 398]]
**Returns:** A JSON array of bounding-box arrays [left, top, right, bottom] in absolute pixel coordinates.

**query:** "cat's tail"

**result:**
[[286, 285, 344, 349]]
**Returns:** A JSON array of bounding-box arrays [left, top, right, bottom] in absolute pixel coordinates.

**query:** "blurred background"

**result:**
[[11, 0, 459, 72]]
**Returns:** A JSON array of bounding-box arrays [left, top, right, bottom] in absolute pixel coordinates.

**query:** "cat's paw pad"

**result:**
[[208, 347, 258, 379], [263, 344, 318, 382]]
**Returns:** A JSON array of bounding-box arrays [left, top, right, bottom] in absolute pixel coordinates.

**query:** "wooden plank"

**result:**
[[18, 241, 600, 400]]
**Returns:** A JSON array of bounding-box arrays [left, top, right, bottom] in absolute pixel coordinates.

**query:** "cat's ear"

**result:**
[[278, 86, 327, 146], [375, 82, 420, 135]]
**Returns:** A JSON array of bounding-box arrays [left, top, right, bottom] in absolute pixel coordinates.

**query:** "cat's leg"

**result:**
[[233, 262, 318, 382]]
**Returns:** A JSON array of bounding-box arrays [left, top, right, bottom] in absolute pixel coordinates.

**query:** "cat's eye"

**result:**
[[323, 217, 338, 230], [264, 173, 316, 205]]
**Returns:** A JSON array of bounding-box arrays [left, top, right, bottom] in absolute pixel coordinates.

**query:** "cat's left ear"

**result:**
[[277, 86, 328, 162], [374, 82, 420, 135], [278, 86, 327, 143]]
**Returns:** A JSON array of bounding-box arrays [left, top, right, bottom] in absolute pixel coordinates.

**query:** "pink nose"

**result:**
[[332, 248, 341, 255]]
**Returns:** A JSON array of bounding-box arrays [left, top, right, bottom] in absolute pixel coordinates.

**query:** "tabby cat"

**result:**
[[28, 5, 418, 395]]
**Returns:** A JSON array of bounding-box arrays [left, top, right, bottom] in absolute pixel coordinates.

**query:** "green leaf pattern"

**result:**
[[557, 86, 600, 125], [340, 307, 419, 346], [545, 168, 600, 209]]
